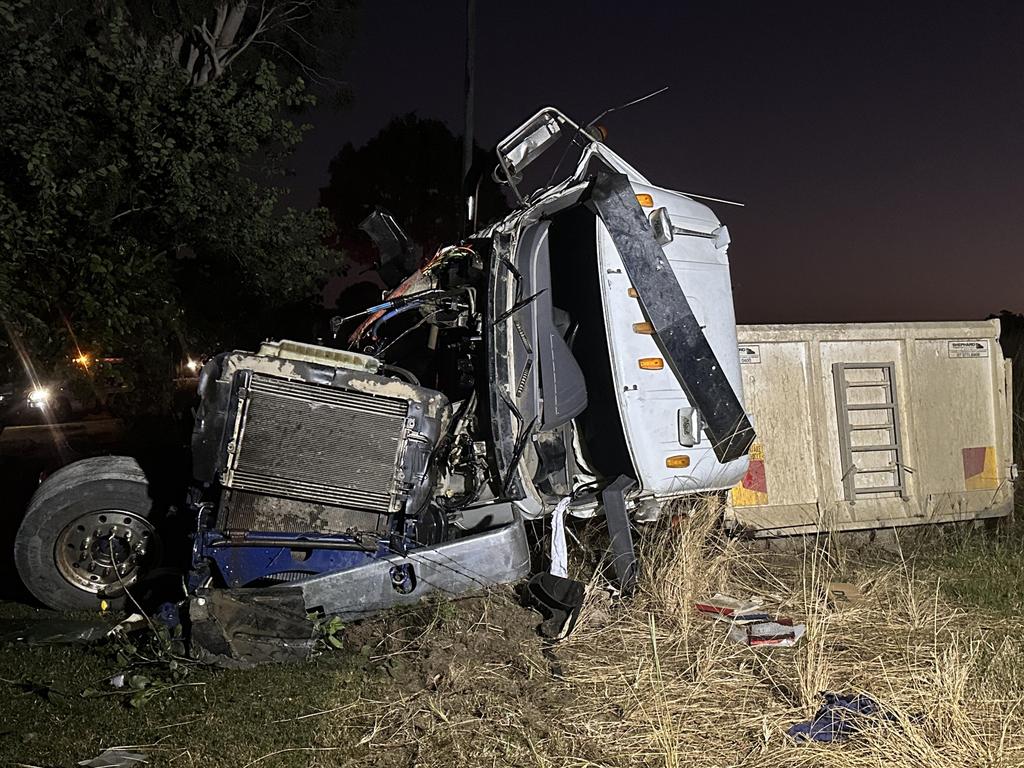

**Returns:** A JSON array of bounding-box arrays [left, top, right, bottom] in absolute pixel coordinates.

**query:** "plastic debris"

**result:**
[[727, 619, 806, 647], [156, 601, 181, 628], [107, 613, 147, 638], [694, 593, 766, 622], [78, 748, 148, 767], [0, 616, 112, 645], [696, 593, 806, 647], [787, 692, 891, 742]]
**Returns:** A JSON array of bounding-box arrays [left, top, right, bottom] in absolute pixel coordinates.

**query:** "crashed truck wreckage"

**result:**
[[14, 107, 755, 657]]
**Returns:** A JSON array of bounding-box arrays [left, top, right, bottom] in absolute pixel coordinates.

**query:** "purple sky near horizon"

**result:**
[[287, 0, 1024, 325]]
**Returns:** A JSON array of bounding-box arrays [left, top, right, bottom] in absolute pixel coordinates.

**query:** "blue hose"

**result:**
[[371, 301, 423, 339]]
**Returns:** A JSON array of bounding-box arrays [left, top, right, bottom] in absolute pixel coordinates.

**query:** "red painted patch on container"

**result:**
[[742, 460, 767, 494], [962, 447, 987, 479]]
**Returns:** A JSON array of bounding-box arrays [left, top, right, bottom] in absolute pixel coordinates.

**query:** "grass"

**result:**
[[313, 503, 1024, 768], [924, 521, 1024, 614], [3, 502, 1024, 767], [0, 618, 376, 767]]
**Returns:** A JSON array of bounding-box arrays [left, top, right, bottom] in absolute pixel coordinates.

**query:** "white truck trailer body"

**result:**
[[725, 320, 1015, 536]]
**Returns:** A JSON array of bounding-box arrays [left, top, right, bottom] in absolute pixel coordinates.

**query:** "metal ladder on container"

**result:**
[[832, 362, 908, 502]]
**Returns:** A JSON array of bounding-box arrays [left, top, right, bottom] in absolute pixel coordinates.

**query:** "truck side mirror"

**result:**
[[359, 208, 419, 288]]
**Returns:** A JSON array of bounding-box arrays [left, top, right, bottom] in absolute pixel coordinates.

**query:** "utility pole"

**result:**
[[461, 0, 476, 233]]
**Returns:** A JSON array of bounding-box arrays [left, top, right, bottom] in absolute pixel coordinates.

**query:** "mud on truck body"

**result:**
[[15, 108, 755, 643]]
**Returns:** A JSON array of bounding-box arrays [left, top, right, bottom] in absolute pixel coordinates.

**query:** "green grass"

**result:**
[[922, 521, 1024, 615], [0, 611, 379, 767], [0, 594, 514, 767]]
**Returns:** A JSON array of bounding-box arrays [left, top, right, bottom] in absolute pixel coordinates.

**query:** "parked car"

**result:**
[[0, 379, 96, 425]]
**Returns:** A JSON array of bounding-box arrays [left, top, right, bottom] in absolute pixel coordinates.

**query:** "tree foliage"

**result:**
[[320, 114, 507, 274], [0, 1, 338, 407]]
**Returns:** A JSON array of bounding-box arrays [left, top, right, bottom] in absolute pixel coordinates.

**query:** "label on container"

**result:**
[[947, 339, 988, 359], [738, 344, 761, 365]]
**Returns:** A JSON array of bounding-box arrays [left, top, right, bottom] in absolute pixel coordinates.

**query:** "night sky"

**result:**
[[289, 1, 1024, 324]]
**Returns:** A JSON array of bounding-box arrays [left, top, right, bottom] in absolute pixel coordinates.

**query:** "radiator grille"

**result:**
[[226, 374, 409, 513]]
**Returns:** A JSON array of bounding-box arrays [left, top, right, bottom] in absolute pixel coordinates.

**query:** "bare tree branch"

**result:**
[[218, 2, 247, 49], [160, 0, 335, 87], [211, 3, 229, 41]]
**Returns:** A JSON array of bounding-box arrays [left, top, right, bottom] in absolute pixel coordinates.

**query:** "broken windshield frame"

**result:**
[[495, 107, 592, 205]]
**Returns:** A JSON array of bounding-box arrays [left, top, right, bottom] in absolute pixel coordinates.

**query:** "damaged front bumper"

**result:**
[[189, 513, 531, 664]]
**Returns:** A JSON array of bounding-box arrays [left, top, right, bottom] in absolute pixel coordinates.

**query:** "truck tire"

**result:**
[[14, 456, 162, 611]]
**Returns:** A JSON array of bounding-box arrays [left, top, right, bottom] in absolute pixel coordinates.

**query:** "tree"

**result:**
[[0, 1, 341, 410], [124, 0, 357, 91], [320, 114, 507, 276]]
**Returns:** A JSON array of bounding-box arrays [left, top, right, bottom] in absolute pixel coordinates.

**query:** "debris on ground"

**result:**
[[828, 581, 865, 605], [787, 692, 891, 742], [109, 613, 149, 637], [696, 593, 806, 647], [0, 616, 114, 645], [727, 618, 806, 647], [524, 572, 586, 639], [77, 748, 148, 767], [188, 590, 317, 668], [694, 593, 768, 622]]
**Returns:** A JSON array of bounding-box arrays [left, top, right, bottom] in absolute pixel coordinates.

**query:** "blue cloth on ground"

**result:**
[[786, 692, 885, 742]]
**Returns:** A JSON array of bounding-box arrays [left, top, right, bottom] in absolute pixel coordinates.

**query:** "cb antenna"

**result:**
[[586, 85, 669, 130], [543, 85, 670, 190]]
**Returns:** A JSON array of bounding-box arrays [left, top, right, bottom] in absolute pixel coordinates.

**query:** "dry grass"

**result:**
[[304, 501, 1024, 768]]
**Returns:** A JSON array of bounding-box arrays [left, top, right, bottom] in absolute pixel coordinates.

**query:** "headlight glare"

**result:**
[[28, 388, 51, 403]]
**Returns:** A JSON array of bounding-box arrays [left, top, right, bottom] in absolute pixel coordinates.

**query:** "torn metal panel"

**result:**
[[189, 589, 316, 668]]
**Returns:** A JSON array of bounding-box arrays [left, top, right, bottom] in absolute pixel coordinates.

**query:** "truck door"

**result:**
[[590, 174, 752, 496]]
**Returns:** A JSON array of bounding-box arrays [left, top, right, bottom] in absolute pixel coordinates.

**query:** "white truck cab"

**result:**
[[484, 108, 752, 521]]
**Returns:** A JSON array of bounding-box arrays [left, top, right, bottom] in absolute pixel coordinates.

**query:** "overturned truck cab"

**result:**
[[14, 107, 754, 646]]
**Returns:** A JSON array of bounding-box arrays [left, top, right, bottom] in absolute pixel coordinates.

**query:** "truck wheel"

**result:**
[[14, 456, 162, 611]]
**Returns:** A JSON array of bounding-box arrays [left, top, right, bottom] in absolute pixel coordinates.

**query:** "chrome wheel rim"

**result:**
[[54, 510, 156, 595]]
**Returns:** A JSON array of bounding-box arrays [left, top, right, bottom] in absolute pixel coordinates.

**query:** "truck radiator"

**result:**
[[224, 373, 410, 514], [219, 489, 386, 536]]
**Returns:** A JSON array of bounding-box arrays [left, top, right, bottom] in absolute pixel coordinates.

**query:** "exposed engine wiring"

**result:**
[[376, 308, 447, 356], [370, 301, 425, 340]]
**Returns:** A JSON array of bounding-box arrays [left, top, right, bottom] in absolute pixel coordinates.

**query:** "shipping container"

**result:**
[[725, 320, 1016, 536]]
